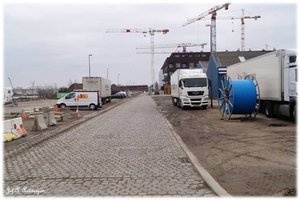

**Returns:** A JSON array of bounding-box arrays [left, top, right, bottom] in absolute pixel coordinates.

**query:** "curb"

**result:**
[[157, 106, 232, 197]]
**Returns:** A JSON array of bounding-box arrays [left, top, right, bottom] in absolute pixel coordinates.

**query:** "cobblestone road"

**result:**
[[4, 94, 216, 197]]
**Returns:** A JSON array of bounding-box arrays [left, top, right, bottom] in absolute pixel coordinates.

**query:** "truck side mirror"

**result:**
[[208, 79, 211, 87]]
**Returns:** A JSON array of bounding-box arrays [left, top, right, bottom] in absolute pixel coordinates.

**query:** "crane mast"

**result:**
[[201, 9, 261, 51], [106, 28, 169, 86], [182, 3, 230, 52]]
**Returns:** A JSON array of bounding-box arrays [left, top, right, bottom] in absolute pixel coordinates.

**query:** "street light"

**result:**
[[89, 54, 92, 77], [206, 24, 213, 108], [118, 74, 120, 86], [107, 68, 109, 79]]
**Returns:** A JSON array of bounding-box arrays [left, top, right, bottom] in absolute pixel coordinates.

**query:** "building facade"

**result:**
[[160, 52, 211, 93]]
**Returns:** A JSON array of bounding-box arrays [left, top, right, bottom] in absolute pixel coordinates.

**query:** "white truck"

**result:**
[[171, 69, 209, 109], [82, 77, 111, 104], [227, 49, 297, 120]]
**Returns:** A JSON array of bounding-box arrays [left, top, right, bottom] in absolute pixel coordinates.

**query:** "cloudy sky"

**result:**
[[2, 0, 297, 89]]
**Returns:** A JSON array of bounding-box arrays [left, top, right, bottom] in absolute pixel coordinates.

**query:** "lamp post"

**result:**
[[107, 68, 109, 79], [118, 74, 120, 86], [89, 54, 92, 77], [206, 24, 213, 107]]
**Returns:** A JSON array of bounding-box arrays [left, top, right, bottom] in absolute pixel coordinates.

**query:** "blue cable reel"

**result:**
[[218, 74, 260, 120]]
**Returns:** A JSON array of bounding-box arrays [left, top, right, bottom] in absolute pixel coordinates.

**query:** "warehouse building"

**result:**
[[206, 50, 273, 99]]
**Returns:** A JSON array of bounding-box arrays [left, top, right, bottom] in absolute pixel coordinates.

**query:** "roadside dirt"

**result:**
[[152, 95, 296, 197]]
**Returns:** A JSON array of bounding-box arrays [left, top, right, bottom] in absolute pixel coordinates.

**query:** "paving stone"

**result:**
[[4, 94, 216, 197]]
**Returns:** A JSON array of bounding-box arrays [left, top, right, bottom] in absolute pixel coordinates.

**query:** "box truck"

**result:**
[[56, 90, 102, 110], [82, 77, 111, 104], [227, 49, 297, 119], [171, 69, 209, 109]]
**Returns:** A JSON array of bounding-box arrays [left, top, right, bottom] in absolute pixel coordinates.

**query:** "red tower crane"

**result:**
[[106, 28, 169, 86], [201, 9, 261, 51], [182, 3, 230, 52]]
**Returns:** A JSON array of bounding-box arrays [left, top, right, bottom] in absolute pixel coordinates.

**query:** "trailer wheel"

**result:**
[[89, 104, 96, 110], [263, 101, 275, 118], [291, 104, 296, 122]]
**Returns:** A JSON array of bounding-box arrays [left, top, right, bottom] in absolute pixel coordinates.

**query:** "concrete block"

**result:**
[[32, 114, 47, 131]]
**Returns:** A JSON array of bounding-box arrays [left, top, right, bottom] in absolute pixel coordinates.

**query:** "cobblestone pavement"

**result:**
[[4, 94, 216, 197]]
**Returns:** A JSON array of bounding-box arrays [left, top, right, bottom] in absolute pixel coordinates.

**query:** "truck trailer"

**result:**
[[227, 49, 297, 120], [171, 69, 209, 109], [82, 77, 111, 104]]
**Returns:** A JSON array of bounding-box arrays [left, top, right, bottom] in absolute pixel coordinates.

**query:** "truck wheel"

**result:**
[[177, 99, 181, 108], [263, 101, 275, 118], [89, 104, 96, 110], [202, 105, 207, 109], [172, 98, 176, 106], [60, 103, 66, 109]]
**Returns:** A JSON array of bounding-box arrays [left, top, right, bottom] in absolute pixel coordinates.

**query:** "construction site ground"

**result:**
[[152, 95, 296, 196], [3, 94, 297, 196]]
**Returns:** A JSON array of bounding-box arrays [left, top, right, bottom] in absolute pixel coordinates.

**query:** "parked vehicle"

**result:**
[[227, 49, 297, 120], [56, 90, 102, 110], [116, 91, 127, 98], [171, 69, 209, 109], [3, 87, 17, 106], [111, 93, 123, 99], [82, 77, 111, 104]]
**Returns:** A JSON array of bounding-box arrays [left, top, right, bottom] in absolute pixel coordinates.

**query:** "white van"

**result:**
[[56, 90, 102, 110]]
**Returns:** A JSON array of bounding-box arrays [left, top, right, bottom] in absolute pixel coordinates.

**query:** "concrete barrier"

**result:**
[[32, 114, 47, 131], [3, 119, 21, 142], [43, 111, 57, 126], [12, 117, 27, 136]]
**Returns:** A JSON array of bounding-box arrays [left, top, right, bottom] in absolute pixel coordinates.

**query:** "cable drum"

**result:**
[[218, 75, 260, 120]]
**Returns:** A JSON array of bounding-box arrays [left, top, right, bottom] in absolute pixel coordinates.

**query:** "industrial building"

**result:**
[[206, 50, 273, 99], [160, 50, 273, 95]]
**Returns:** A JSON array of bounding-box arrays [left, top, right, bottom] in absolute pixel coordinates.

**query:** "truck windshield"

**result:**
[[183, 78, 207, 87]]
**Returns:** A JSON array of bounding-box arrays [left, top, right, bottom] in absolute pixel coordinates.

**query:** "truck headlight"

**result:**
[[183, 98, 189, 102]]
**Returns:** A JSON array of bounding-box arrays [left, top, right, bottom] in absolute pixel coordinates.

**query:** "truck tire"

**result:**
[[107, 97, 111, 103], [89, 104, 96, 110], [263, 101, 275, 118], [59, 103, 66, 109], [177, 99, 181, 108], [172, 98, 176, 106], [202, 105, 207, 109]]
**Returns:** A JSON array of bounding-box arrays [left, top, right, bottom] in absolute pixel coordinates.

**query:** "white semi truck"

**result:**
[[171, 69, 209, 109], [82, 77, 112, 104], [227, 49, 297, 120]]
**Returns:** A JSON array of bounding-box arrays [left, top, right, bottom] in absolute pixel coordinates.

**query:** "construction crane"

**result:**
[[136, 42, 207, 53], [8, 77, 18, 106], [201, 9, 261, 51], [106, 28, 169, 86], [182, 3, 230, 52], [8, 77, 15, 93]]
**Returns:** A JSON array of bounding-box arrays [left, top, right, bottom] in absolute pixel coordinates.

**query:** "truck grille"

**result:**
[[190, 99, 202, 101], [188, 91, 204, 96]]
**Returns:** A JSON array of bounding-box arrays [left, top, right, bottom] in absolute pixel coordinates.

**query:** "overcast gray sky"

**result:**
[[2, 0, 297, 89]]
